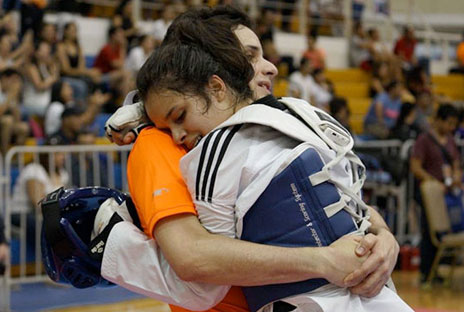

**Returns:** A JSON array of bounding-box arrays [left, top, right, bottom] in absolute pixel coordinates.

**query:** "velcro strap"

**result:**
[[323, 194, 351, 218], [125, 197, 142, 231], [309, 169, 330, 186]]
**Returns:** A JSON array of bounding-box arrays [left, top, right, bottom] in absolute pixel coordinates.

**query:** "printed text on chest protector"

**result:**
[[291, 183, 322, 247]]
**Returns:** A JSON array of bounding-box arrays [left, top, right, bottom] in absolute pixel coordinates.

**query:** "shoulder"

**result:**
[[132, 127, 186, 162]]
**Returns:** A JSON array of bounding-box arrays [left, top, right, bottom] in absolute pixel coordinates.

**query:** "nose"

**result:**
[[172, 127, 187, 145], [263, 58, 278, 79]]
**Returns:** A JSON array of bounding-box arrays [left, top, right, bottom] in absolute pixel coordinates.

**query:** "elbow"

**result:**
[[170, 252, 212, 282]]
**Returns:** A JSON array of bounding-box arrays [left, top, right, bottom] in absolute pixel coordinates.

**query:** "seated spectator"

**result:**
[[125, 35, 155, 76], [23, 40, 59, 118], [152, 5, 176, 46], [310, 68, 333, 111], [302, 34, 325, 70], [113, 0, 139, 49], [389, 102, 421, 141], [47, 106, 85, 145], [364, 80, 403, 139], [349, 21, 370, 69], [38, 22, 57, 54], [288, 57, 314, 103], [414, 91, 433, 132], [450, 31, 464, 74], [45, 81, 108, 136], [366, 27, 391, 63], [10, 137, 69, 252], [255, 8, 276, 42], [0, 32, 27, 72], [0, 69, 29, 155], [410, 103, 460, 285], [0, 214, 8, 275], [57, 22, 100, 103], [369, 61, 393, 98], [394, 26, 417, 70], [93, 26, 133, 107], [329, 96, 352, 133]]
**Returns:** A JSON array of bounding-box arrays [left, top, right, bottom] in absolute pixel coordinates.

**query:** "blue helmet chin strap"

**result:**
[[41, 186, 138, 288]]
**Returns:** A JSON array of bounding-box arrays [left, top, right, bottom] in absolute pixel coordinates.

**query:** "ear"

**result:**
[[207, 75, 227, 102]]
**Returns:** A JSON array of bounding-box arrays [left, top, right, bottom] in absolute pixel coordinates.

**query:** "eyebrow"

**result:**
[[165, 106, 177, 120], [245, 45, 260, 53]]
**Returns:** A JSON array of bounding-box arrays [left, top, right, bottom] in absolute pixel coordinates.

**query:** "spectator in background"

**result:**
[[0, 215, 7, 275], [364, 80, 402, 139], [126, 35, 155, 76], [366, 27, 392, 63], [405, 65, 430, 97], [47, 106, 85, 145], [389, 102, 421, 141], [255, 8, 276, 42], [113, 0, 139, 49], [329, 96, 352, 133], [302, 34, 325, 70], [23, 40, 59, 118], [93, 26, 133, 108], [0, 69, 29, 155], [38, 22, 57, 53], [57, 22, 101, 103], [310, 68, 333, 111], [349, 21, 370, 69], [414, 91, 433, 132], [10, 136, 69, 253], [394, 26, 417, 70], [410, 103, 460, 285], [0, 32, 27, 72], [20, 0, 47, 38], [288, 57, 314, 103], [45, 81, 108, 136], [152, 5, 176, 46], [370, 61, 394, 98]]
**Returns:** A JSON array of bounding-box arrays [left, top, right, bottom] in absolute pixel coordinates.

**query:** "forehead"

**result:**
[[233, 26, 261, 50]]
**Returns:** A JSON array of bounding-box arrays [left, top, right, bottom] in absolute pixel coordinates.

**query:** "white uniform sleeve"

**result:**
[[101, 222, 230, 311]]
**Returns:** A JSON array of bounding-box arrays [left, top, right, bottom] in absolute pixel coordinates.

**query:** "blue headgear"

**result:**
[[41, 186, 138, 289]]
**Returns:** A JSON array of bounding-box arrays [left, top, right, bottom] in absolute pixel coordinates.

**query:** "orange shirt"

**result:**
[[127, 127, 249, 312]]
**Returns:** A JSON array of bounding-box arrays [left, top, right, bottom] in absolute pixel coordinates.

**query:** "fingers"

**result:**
[[349, 265, 390, 297], [343, 248, 382, 287], [355, 233, 377, 257]]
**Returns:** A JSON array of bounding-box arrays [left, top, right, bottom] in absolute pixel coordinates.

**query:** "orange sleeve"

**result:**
[[457, 42, 464, 66], [127, 127, 197, 238]]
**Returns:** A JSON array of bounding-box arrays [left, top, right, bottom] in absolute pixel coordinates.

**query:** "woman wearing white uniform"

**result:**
[[135, 16, 413, 312]]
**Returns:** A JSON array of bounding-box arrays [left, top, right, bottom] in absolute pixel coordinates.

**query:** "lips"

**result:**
[[258, 81, 271, 92]]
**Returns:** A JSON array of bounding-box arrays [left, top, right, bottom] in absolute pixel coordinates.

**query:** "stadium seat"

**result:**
[[325, 69, 370, 83]]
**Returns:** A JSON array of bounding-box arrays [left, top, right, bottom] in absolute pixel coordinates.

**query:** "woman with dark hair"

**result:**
[[112, 0, 139, 48], [57, 22, 102, 102], [22, 40, 59, 117]]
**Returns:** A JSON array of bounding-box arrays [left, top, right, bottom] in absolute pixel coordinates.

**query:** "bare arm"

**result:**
[[154, 214, 366, 287], [26, 64, 58, 91], [25, 179, 45, 210]]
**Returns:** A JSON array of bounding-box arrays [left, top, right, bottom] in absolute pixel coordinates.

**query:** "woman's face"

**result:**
[[36, 42, 51, 61], [145, 25, 278, 150], [65, 24, 77, 41], [234, 25, 277, 99], [61, 82, 74, 103], [145, 86, 238, 150]]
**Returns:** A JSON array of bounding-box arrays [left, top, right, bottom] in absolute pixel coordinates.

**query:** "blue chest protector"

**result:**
[[241, 147, 358, 312]]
